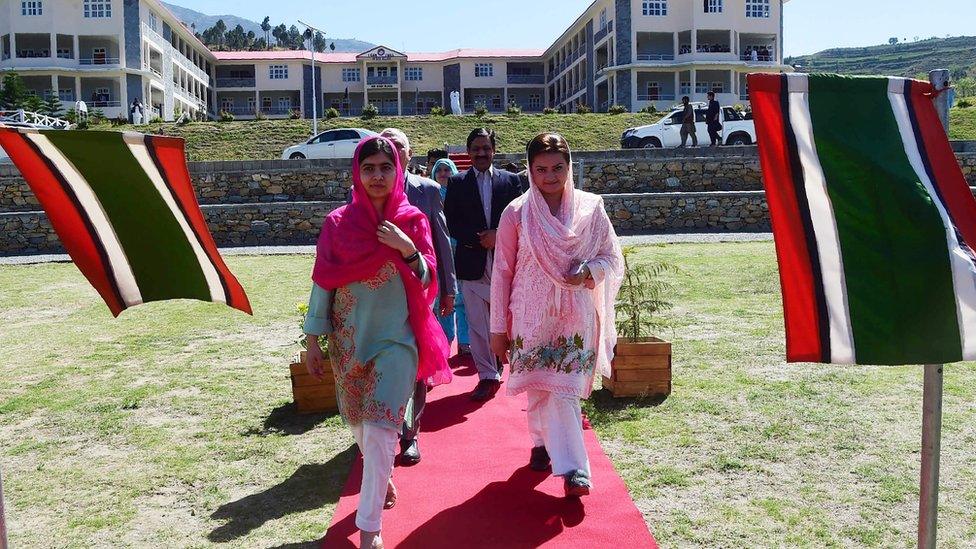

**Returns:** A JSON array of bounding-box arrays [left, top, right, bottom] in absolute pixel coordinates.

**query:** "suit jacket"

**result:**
[[444, 167, 524, 281], [345, 172, 457, 297], [405, 172, 457, 297]]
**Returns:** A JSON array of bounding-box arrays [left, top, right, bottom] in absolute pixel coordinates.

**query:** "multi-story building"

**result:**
[[0, 0, 214, 120], [1, 0, 789, 121]]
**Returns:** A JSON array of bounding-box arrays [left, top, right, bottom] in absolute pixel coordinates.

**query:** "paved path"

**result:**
[[0, 233, 773, 266]]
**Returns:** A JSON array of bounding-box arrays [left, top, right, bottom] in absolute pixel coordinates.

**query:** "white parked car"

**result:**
[[281, 128, 378, 160], [621, 103, 756, 149]]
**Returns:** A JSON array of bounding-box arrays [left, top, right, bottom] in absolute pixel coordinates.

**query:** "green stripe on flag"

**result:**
[[807, 75, 961, 364], [43, 131, 211, 303]]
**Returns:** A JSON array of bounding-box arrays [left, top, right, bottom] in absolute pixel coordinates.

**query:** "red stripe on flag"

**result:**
[[147, 136, 252, 315], [908, 80, 976, 249], [0, 129, 126, 316], [748, 74, 824, 362]]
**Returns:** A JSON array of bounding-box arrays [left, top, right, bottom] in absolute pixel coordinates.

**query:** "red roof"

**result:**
[[212, 48, 544, 64]]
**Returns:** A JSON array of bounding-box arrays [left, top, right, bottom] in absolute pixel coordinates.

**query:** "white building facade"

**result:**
[[1, 0, 214, 120], [1, 0, 789, 120]]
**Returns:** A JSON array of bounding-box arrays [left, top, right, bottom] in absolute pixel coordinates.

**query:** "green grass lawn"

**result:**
[[3, 243, 976, 547], [950, 107, 976, 142], [89, 112, 665, 162]]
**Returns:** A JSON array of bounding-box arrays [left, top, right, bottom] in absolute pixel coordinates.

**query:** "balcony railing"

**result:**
[[366, 75, 398, 86], [741, 53, 775, 62], [636, 53, 675, 62], [261, 107, 298, 115], [507, 74, 545, 85], [216, 77, 256, 88], [739, 93, 750, 100], [57, 52, 73, 59], [593, 20, 613, 43], [637, 94, 676, 102], [80, 57, 120, 65], [220, 107, 256, 115], [88, 100, 122, 108], [141, 23, 210, 85]]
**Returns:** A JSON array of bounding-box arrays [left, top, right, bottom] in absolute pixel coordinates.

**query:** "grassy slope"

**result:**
[[3, 243, 976, 547], [950, 108, 976, 141], [90, 113, 663, 162], [785, 36, 976, 78]]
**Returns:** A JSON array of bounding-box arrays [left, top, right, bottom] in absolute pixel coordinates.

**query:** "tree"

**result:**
[[213, 19, 227, 49], [252, 37, 268, 51], [261, 17, 272, 49], [22, 93, 46, 114], [43, 93, 63, 117], [0, 72, 28, 109], [272, 24, 287, 47], [287, 25, 302, 50], [313, 31, 327, 53], [956, 77, 976, 98], [888, 37, 898, 45]]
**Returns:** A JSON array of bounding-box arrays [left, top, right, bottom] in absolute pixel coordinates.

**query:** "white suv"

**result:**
[[621, 104, 756, 149], [282, 128, 378, 160]]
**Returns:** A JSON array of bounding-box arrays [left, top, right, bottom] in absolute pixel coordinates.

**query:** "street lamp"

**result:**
[[298, 19, 323, 136]]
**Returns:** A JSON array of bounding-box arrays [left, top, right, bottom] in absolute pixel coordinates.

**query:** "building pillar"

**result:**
[[254, 89, 259, 115], [362, 61, 369, 108], [673, 32, 679, 57], [503, 86, 508, 109], [75, 77, 82, 104], [690, 69, 697, 99], [674, 71, 680, 100], [691, 26, 697, 55], [49, 33, 56, 58], [730, 69, 735, 96], [730, 30, 734, 55], [396, 59, 402, 116], [10, 33, 16, 59]]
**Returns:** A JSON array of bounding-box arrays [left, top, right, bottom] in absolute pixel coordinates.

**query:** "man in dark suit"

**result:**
[[444, 128, 523, 401], [706, 91, 722, 147], [380, 128, 457, 465]]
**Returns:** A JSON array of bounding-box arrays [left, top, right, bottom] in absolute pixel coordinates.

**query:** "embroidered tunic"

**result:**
[[305, 259, 429, 430]]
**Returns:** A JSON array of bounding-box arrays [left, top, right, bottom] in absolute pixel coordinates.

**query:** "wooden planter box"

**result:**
[[602, 336, 672, 398], [291, 350, 339, 414]]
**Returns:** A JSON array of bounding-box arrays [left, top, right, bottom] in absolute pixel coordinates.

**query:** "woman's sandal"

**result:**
[[383, 479, 397, 510], [360, 530, 384, 548]]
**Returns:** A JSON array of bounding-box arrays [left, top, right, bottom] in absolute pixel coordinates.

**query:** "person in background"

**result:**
[[705, 91, 722, 147], [425, 148, 449, 178], [678, 96, 698, 148], [430, 157, 471, 355]]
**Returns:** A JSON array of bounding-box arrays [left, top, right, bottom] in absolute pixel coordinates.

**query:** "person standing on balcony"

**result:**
[[678, 96, 698, 148], [706, 91, 722, 147], [444, 128, 523, 401]]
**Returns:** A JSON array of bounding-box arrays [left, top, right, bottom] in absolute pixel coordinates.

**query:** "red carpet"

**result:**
[[321, 355, 658, 548]]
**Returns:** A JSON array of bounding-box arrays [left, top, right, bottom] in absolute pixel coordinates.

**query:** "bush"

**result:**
[[89, 109, 106, 123], [430, 106, 447, 116], [324, 107, 340, 119], [608, 104, 628, 115], [542, 107, 558, 115], [639, 105, 658, 115], [64, 108, 78, 123], [149, 116, 164, 124], [575, 103, 592, 114], [111, 114, 128, 126], [74, 118, 90, 130], [219, 110, 235, 122], [361, 103, 379, 120], [254, 110, 267, 120], [473, 104, 488, 118], [615, 246, 677, 340], [289, 109, 302, 119], [957, 99, 973, 108], [506, 103, 522, 116]]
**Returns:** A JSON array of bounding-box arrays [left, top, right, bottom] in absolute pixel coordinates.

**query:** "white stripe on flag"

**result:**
[[887, 78, 976, 360], [123, 133, 227, 305], [786, 74, 856, 363], [25, 132, 143, 307]]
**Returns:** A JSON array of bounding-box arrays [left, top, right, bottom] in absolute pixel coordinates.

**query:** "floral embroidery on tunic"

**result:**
[[509, 333, 596, 376], [329, 268, 407, 426]]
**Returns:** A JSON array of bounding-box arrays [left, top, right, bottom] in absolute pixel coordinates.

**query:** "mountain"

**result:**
[[160, 3, 376, 53], [785, 36, 976, 80]]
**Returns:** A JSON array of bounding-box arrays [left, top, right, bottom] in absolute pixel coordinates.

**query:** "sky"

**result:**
[[170, 0, 975, 57]]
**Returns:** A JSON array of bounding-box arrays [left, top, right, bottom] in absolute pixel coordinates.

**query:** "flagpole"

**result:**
[[298, 20, 323, 137], [0, 465, 8, 549], [919, 68, 950, 549]]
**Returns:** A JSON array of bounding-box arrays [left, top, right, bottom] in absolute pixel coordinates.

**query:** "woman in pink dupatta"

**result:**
[[490, 133, 624, 497], [304, 136, 451, 548]]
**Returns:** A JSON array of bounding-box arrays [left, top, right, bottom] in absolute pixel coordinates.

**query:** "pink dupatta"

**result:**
[[312, 136, 452, 386], [520, 156, 625, 378]]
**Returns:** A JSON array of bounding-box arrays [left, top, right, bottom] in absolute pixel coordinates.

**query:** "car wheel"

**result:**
[[641, 137, 662, 149], [727, 134, 752, 146], [289, 152, 306, 160]]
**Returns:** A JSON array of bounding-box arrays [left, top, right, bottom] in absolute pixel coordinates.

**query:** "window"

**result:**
[[269, 65, 288, 80], [746, 0, 770, 18], [148, 11, 158, 31], [59, 89, 74, 101], [57, 48, 71, 59], [475, 63, 493, 78], [405, 67, 423, 81], [695, 81, 711, 94], [599, 8, 608, 30], [528, 93, 542, 109], [220, 97, 234, 110], [83, 0, 112, 18], [21, 1, 42, 16], [262, 97, 272, 109], [646, 82, 660, 100], [680, 81, 691, 94], [246, 96, 256, 112], [342, 68, 360, 82], [711, 81, 725, 93], [642, 1, 667, 16], [704, 0, 722, 13], [277, 97, 292, 110]]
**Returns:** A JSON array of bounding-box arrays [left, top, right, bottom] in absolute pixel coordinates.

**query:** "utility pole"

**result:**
[[298, 20, 323, 136]]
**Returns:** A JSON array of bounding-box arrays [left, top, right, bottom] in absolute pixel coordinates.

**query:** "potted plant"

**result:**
[[290, 303, 338, 414], [604, 246, 675, 398]]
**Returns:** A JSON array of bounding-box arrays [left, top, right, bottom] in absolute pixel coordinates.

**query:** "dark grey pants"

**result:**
[[401, 380, 427, 443]]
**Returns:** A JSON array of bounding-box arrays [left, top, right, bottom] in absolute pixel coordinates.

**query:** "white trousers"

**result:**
[[526, 389, 591, 478], [350, 423, 399, 532], [461, 280, 500, 381]]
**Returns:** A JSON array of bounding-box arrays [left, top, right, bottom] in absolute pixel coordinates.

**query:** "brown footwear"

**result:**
[[383, 479, 397, 510]]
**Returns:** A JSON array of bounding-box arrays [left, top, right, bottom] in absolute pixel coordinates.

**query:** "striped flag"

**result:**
[[750, 73, 976, 365], [0, 129, 251, 316]]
